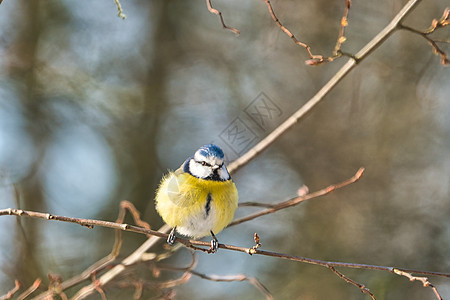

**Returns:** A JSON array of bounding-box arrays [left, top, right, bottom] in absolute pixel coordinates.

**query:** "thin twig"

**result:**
[[333, 0, 352, 56], [70, 225, 171, 300], [133, 281, 143, 300], [190, 270, 274, 300], [0, 280, 20, 300], [206, 0, 240, 35], [261, 0, 328, 64], [227, 0, 422, 174], [71, 201, 152, 296], [399, 8, 450, 65], [328, 266, 376, 300], [71, 201, 169, 298], [142, 251, 197, 290], [118, 201, 151, 230], [262, 0, 354, 64], [157, 252, 273, 300], [16, 279, 41, 300], [112, 273, 192, 290], [424, 7, 450, 34], [107, 258, 195, 293], [41, 202, 146, 297], [230, 168, 364, 226], [249, 232, 262, 254], [150, 272, 193, 289], [238, 202, 275, 208], [393, 269, 443, 300], [114, 0, 126, 19]]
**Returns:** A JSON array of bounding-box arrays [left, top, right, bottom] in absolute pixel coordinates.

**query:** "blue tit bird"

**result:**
[[155, 144, 238, 253]]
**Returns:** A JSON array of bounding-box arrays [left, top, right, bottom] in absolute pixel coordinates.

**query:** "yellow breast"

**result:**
[[155, 171, 238, 238]]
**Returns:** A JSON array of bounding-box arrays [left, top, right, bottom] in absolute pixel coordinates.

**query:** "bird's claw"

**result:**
[[167, 228, 176, 245], [208, 231, 219, 253]]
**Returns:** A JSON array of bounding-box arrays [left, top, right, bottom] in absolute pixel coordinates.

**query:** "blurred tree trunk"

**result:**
[[112, 2, 177, 219], [7, 0, 48, 287]]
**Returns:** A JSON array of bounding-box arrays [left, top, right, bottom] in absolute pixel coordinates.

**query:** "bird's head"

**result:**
[[184, 144, 230, 181]]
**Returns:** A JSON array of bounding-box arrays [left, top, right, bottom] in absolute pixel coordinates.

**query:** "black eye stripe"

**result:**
[[194, 158, 224, 168]]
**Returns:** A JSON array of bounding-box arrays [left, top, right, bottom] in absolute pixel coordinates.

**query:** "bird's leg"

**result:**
[[209, 231, 219, 253], [167, 227, 177, 245]]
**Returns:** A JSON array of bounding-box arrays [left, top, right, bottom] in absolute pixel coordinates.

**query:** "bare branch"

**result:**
[[393, 269, 444, 300], [145, 252, 197, 289], [16, 279, 41, 300], [328, 266, 376, 300], [261, 0, 354, 65], [261, 0, 329, 64], [399, 8, 450, 65], [333, 0, 352, 56], [153, 272, 193, 289], [118, 200, 151, 230], [157, 251, 273, 300], [206, 0, 240, 35], [190, 270, 274, 300], [70, 225, 171, 300], [114, 0, 126, 19], [231, 168, 364, 226], [424, 7, 450, 34], [227, 0, 422, 174], [30, 202, 170, 300], [2, 205, 449, 282], [0, 280, 20, 300]]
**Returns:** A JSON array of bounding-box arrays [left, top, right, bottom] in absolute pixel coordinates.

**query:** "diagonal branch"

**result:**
[[227, 0, 422, 174], [113, 0, 126, 19], [393, 269, 443, 300], [230, 167, 364, 226], [206, 0, 240, 35], [16, 279, 41, 300], [261, 0, 354, 65], [399, 8, 450, 65], [328, 266, 376, 300], [0, 280, 20, 300], [156, 252, 273, 299], [261, 0, 327, 63], [70, 225, 171, 300], [190, 270, 274, 300], [40, 201, 152, 299]]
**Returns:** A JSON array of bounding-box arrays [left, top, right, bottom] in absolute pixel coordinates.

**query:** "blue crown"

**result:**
[[197, 144, 224, 159]]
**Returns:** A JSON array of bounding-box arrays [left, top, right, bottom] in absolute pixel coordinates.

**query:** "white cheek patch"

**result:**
[[189, 159, 212, 179]]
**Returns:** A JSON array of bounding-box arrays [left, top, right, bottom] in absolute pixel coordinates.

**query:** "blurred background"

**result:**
[[0, 0, 449, 299]]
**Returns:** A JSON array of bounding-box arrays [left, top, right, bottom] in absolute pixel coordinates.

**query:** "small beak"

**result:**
[[212, 165, 220, 170]]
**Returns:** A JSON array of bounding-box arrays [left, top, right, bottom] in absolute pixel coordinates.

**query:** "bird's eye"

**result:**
[[201, 161, 208, 166]]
